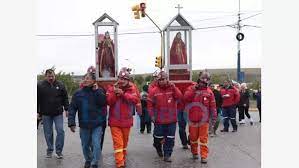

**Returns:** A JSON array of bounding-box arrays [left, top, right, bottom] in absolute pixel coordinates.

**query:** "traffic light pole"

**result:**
[[144, 13, 162, 33], [144, 12, 164, 69]]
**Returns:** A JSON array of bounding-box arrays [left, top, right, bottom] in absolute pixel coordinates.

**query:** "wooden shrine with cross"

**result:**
[[93, 13, 119, 82], [162, 6, 194, 82]]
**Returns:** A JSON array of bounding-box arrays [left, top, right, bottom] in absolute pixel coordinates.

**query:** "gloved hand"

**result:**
[[192, 84, 199, 90], [114, 88, 124, 96]]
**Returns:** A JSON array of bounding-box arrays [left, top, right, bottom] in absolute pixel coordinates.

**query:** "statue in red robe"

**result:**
[[170, 32, 187, 65], [98, 31, 115, 78]]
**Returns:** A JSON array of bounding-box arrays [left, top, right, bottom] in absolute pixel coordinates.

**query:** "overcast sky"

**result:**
[[37, 0, 262, 75]]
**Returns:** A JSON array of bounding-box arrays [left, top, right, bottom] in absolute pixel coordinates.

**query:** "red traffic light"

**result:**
[[140, 3, 146, 9], [140, 3, 146, 17]]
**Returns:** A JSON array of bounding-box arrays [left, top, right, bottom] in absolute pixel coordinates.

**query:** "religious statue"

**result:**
[[97, 31, 115, 78], [170, 32, 187, 65]]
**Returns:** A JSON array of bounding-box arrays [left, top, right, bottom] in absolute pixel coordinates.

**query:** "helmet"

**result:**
[[87, 66, 96, 73], [156, 71, 168, 80], [198, 70, 211, 85], [118, 67, 131, 80]]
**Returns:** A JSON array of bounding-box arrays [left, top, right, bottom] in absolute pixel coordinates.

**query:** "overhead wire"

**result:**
[[36, 12, 262, 39]]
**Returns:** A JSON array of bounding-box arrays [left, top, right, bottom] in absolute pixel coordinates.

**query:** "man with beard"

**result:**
[[37, 69, 69, 159]]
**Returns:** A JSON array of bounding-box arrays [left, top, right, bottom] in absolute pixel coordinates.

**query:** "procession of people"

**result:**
[[37, 66, 261, 168], [37, 27, 261, 168]]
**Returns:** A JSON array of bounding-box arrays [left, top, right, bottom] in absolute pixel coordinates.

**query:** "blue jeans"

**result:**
[[153, 123, 176, 157], [177, 111, 188, 146], [80, 126, 103, 166], [222, 106, 237, 130], [42, 114, 65, 154]]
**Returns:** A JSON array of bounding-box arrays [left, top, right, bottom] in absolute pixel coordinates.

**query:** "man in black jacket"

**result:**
[[37, 69, 69, 159]]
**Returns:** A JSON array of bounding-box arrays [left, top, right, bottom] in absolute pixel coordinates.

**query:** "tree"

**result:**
[[134, 75, 144, 85], [133, 75, 145, 91], [144, 75, 152, 83], [192, 71, 199, 82], [210, 74, 222, 84], [250, 80, 261, 90]]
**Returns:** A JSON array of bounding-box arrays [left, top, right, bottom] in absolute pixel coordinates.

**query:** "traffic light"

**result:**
[[140, 3, 146, 17], [132, 4, 140, 19], [155, 56, 162, 68]]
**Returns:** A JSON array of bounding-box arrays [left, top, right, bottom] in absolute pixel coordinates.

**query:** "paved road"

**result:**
[[38, 112, 261, 168]]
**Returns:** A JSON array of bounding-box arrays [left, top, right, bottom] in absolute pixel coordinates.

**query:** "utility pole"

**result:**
[[237, 0, 241, 82], [227, 1, 262, 82]]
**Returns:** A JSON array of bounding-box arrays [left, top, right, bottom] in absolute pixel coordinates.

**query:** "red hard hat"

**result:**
[[87, 66, 96, 73], [118, 67, 130, 80], [157, 71, 168, 80], [199, 71, 210, 79], [198, 70, 211, 84]]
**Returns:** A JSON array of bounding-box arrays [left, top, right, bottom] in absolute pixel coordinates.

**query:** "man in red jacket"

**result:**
[[184, 70, 217, 163], [147, 71, 183, 162], [220, 80, 240, 132], [106, 68, 141, 168]]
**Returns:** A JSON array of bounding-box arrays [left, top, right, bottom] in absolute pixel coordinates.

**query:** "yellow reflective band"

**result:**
[[190, 140, 198, 144], [114, 149, 123, 153], [199, 142, 208, 146], [123, 148, 127, 151]]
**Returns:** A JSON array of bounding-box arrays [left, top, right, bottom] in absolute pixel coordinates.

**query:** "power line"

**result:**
[[191, 11, 260, 23], [183, 10, 263, 14], [243, 25, 262, 28], [36, 31, 160, 38], [194, 24, 233, 30], [118, 31, 159, 35], [37, 34, 93, 37], [36, 22, 261, 38], [240, 13, 262, 21], [36, 12, 262, 39], [36, 23, 260, 39]]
